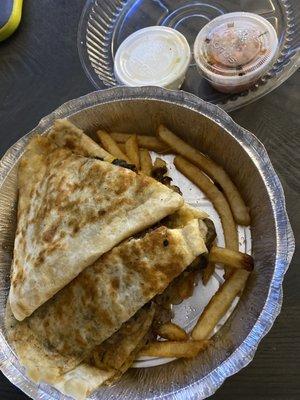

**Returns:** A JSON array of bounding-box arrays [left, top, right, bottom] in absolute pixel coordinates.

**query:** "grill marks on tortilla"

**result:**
[[11, 129, 186, 324], [119, 229, 185, 297], [26, 223, 204, 359], [16, 149, 150, 272]]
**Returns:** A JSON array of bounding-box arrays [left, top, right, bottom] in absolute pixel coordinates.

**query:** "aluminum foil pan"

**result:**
[[0, 87, 295, 400]]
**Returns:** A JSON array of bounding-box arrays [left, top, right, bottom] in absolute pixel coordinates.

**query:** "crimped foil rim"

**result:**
[[0, 87, 295, 400]]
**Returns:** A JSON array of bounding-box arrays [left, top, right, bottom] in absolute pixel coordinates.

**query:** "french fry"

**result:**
[[157, 323, 188, 341], [158, 125, 250, 226], [202, 262, 215, 286], [125, 135, 140, 169], [96, 130, 130, 162], [111, 132, 171, 153], [174, 156, 238, 251], [139, 340, 211, 358], [209, 246, 254, 271], [192, 269, 250, 340], [140, 148, 153, 176]]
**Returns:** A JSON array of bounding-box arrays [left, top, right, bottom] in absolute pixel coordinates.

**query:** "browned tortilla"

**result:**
[[7, 119, 209, 400], [9, 133, 183, 321], [6, 220, 206, 391], [27, 220, 206, 358], [88, 303, 156, 372]]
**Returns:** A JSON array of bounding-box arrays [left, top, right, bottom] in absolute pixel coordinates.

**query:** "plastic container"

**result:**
[[193, 12, 279, 93], [78, 0, 300, 111], [114, 26, 191, 90]]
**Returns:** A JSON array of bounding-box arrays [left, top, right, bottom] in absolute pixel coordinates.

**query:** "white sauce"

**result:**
[[114, 26, 191, 89]]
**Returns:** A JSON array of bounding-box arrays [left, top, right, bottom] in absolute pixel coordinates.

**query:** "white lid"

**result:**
[[194, 12, 278, 85], [114, 26, 191, 89]]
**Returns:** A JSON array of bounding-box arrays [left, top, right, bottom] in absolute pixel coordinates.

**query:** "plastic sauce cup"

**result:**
[[114, 26, 191, 90], [193, 12, 279, 93]]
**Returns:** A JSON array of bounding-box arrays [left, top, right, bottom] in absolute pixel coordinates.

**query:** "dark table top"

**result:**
[[0, 1, 299, 399]]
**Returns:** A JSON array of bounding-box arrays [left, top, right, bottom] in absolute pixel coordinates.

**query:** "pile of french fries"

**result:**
[[95, 125, 253, 359]]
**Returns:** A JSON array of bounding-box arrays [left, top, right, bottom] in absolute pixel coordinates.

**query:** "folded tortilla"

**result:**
[[27, 219, 206, 358], [6, 220, 206, 394], [53, 310, 153, 400], [5, 304, 155, 400], [9, 133, 183, 321], [165, 203, 208, 228]]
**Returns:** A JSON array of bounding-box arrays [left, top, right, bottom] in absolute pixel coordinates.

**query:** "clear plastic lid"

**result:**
[[194, 12, 279, 85], [114, 26, 191, 89]]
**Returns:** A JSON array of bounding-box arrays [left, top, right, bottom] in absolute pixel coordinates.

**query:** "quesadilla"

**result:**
[[58, 305, 156, 397], [9, 134, 184, 321], [5, 304, 156, 400], [53, 305, 154, 400], [27, 219, 206, 358], [6, 219, 206, 394]]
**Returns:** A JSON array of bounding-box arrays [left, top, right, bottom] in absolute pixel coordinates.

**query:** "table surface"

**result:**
[[0, 1, 299, 399]]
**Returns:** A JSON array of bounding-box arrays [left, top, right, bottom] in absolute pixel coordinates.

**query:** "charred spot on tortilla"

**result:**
[[112, 159, 137, 172]]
